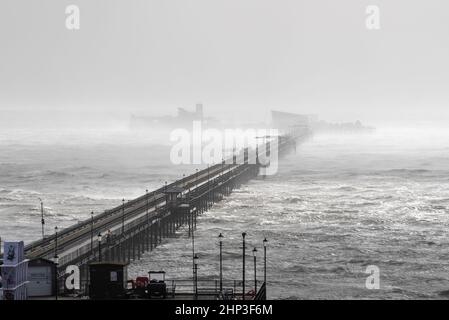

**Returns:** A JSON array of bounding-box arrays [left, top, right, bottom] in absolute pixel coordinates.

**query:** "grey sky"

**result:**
[[1, 0, 448, 126]]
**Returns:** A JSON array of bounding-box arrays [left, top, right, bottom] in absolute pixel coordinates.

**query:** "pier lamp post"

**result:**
[[242, 232, 246, 300], [122, 199, 125, 234], [39, 198, 45, 239], [54, 226, 58, 259], [263, 238, 268, 285], [194, 254, 199, 300], [146, 189, 149, 213], [192, 211, 195, 281], [98, 233, 103, 262], [107, 229, 111, 260], [207, 165, 210, 184], [54, 254, 59, 301], [54, 226, 59, 300], [90, 211, 94, 253], [253, 247, 257, 293], [221, 157, 224, 181], [146, 189, 150, 226], [218, 233, 224, 292]]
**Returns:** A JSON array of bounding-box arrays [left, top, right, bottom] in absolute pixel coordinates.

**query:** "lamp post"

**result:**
[[107, 229, 111, 260], [54, 226, 59, 259], [90, 211, 94, 253], [146, 189, 150, 226], [218, 233, 224, 292], [122, 199, 125, 234], [98, 233, 102, 262], [39, 199, 45, 239], [54, 226, 59, 300], [242, 232, 246, 300], [221, 157, 224, 182], [263, 238, 268, 285], [194, 254, 199, 299], [207, 165, 210, 184], [54, 254, 59, 300], [146, 189, 149, 214], [192, 211, 195, 281], [253, 247, 257, 293]]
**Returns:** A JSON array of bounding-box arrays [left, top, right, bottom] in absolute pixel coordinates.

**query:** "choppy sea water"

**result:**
[[1, 128, 449, 299]]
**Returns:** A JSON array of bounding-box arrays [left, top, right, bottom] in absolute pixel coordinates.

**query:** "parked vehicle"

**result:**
[[147, 271, 167, 299]]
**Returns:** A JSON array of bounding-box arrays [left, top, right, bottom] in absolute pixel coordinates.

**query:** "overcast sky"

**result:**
[[1, 0, 448, 126]]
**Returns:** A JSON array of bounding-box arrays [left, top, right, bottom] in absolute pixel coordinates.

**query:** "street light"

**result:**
[[242, 232, 246, 300], [194, 254, 199, 299], [39, 199, 45, 239], [54, 226, 59, 300], [90, 211, 94, 253], [146, 189, 150, 225], [221, 157, 224, 182], [54, 254, 59, 301], [122, 199, 125, 234], [107, 229, 112, 260], [98, 233, 103, 262], [218, 233, 224, 292], [146, 189, 149, 213], [54, 226, 58, 258], [263, 238, 268, 285], [207, 165, 210, 184], [192, 211, 195, 282], [253, 247, 257, 293]]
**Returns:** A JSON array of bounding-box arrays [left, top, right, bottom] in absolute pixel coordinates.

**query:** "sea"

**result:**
[[1, 126, 449, 299]]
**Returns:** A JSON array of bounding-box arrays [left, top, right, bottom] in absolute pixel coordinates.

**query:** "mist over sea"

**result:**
[[1, 127, 449, 299]]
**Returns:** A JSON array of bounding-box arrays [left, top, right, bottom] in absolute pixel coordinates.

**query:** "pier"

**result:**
[[2, 124, 311, 299]]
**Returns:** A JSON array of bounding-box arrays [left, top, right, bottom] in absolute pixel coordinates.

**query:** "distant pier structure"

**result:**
[[1, 114, 313, 296]]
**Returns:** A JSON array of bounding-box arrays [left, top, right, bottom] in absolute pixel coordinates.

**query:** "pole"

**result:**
[[254, 250, 257, 293], [90, 211, 94, 253], [194, 263, 198, 299], [219, 234, 223, 292], [122, 199, 125, 234], [242, 232, 246, 300], [54, 227, 58, 262], [221, 157, 224, 182], [146, 189, 149, 231], [107, 230, 111, 261], [263, 238, 267, 284], [194, 254, 199, 300], [54, 262, 58, 301], [40, 200, 45, 238], [146, 190, 149, 218], [264, 246, 267, 284], [99, 238, 102, 262], [54, 226, 58, 301], [192, 211, 195, 282]]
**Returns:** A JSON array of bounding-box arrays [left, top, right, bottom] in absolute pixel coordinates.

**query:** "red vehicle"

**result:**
[[127, 276, 149, 298]]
